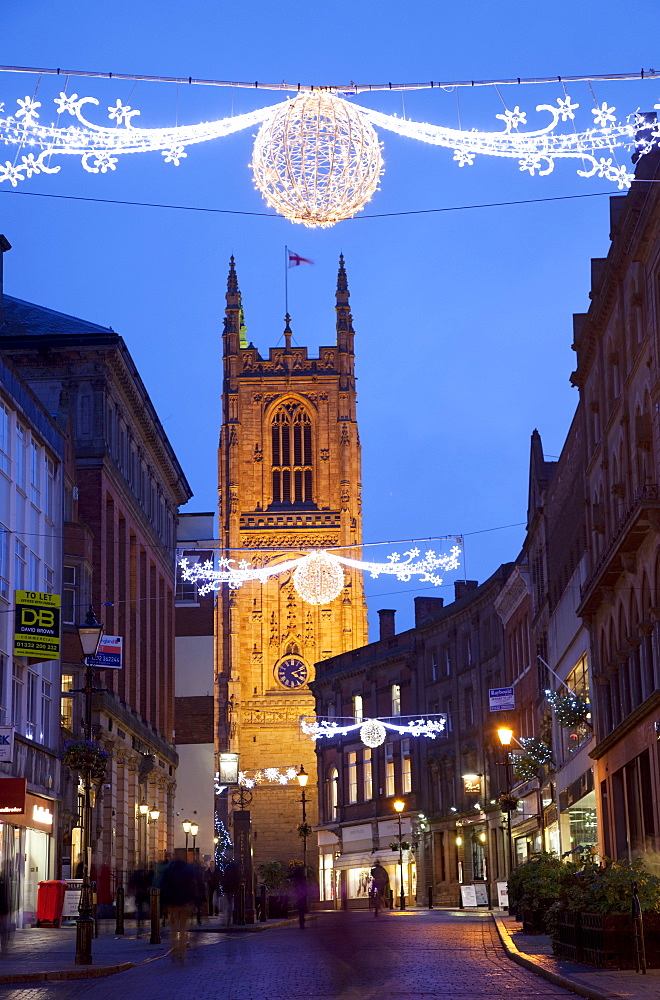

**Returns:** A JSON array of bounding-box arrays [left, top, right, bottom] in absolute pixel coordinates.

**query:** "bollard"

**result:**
[[92, 884, 99, 938], [260, 885, 267, 922], [115, 886, 125, 935], [632, 881, 647, 974], [238, 883, 246, 926], [427, 885, 433, 909], [388, 888, 394, 910], [149, 887, 161, 945]]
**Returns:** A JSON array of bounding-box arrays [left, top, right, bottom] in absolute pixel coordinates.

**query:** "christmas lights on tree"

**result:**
[[1, 85, 657, 226], [179, 543, 462, 606]]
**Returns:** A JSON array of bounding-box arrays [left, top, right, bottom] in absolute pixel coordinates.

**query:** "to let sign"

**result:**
[[14, 591, 60, 660], [489, 686, 515, 712]]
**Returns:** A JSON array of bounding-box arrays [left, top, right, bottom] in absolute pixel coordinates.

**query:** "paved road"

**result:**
[[0, 910, 575, 1000]]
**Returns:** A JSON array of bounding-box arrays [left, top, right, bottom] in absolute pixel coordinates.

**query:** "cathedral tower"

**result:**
[[216, 256, 368, 869]]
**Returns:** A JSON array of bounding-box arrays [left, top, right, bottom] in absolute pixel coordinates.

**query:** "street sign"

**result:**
[[489, 686, 515, 712], [14, 591, 60, 660], [0, 727, 14, 763], [90, 635, 123, 669]]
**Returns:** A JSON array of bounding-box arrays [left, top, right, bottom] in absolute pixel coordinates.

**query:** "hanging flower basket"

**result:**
[[498, 792, 520, 812], [389, 840, 411, 852], [61, 739, 109, 780], [297, 822, 313, 839], [513, 755, 539, 783], [547, 691, 590, 728]]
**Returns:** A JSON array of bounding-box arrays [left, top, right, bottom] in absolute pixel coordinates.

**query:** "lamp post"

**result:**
[[190, 822, 199, 859], [75, 607, 104, 966], [393, 799, 406, 910], [182, 818, 191, 859], [297, 765, 309, 928], [497, 727, 515, 875]]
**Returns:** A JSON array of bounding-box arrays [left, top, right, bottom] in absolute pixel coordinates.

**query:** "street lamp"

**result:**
[[190, 822, 199, 858], [297, 765, 310, 928], [75, 606, 104, 966], [182, 818, 191, 858], [393, 799, 406, 910], [497, 727, 515, 876]]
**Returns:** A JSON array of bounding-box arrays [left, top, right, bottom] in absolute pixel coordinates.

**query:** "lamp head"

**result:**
[[138, 801, 149, 816], [149, 806, 160, 821], [190, 823, 199, 837], [393, 800, 405, 813], [297, 764, 309, 788], [497, 727, 514, 747], [182, 819, 192, 834], [77, 606, 104, 657]]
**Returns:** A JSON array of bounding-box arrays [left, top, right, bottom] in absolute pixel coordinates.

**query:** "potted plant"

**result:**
[[257, 861, 289, 918], [508, 852, 574, 933]]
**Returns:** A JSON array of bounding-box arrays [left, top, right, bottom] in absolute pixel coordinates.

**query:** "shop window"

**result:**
[[363, 748, 372, 800], [385, 742, 395, 797], [401, 739, 412, 794], [348, 751, 358, 803], [391, 683, 401, 716]]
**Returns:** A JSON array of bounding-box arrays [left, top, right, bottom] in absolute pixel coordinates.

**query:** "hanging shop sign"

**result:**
[[462, 774, 482, 795], [90, 635, 123, 669], [489, 687, 515, 712], [14, 590, 60, 660], [0, 777, 27, 814], [0, 727, 14, 763]]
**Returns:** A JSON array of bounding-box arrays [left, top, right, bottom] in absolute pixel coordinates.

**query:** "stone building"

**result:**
[[1, 288, 191, 900], [215, 256, 368, 871], [572, 149, 660, 861], [312, 569, 513, 910]]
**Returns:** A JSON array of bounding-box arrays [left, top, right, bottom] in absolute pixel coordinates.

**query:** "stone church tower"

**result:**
[[216, 256, 368, 870]]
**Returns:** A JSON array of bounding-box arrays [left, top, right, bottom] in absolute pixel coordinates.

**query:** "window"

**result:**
[[15, 424, 26, 490], [385, 742, 395, 797], [391, 683, 401, 716], [44, 456, 55, 521], [465, 687, 474, 726], [14, 540, 26, 591], [401, 739, 412, 794], [61, 673, 74, 730], [0, 525, 8, 600], [26, 671, 37, 739], [363, 748, 372, 800], [0, 404, 9, 475], [429, 649, 438, 682], [12, 662, 23, 731], [62, 565, 77, 624], [326, 701, 335, 719], [444, 696, 453, 733], [30, 442, 40, 506], [353, 694, 363, 723], [175, 556, 199, 604], [327, 767, 339, 821], [0, 655, 6, 724], [29, 552, 40, 591], [348, 751, 358, 803], [41, 679, 51, 745], [443, 645, 451, 676], [271, 403, 313, 507], [44, 566, 54, 595]]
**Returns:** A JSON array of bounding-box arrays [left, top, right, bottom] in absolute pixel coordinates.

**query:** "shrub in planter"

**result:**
[[508, 852, 576, 926]]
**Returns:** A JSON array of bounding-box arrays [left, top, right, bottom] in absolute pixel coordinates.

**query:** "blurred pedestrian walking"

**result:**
[[159, 858, 197, 963]]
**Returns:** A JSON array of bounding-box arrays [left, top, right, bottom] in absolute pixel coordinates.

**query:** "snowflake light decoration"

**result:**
[[0, 87, 654, 225], [237, 766, 300, 787], [301, 715, 447, 745], [178, 543, 462, 606]]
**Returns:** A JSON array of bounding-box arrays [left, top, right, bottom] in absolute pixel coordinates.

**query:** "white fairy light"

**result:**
[[178, 543, 461, 606], [1, 88, 651, 222], [301, 715, 447, 745], [251, 91, 384, 227], [237, 765, 303, 786]]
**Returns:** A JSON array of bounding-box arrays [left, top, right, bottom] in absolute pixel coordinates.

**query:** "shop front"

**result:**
[[318, 819, 416, 908], [558, 768, 597, 860], [0, 778, 55, 927]]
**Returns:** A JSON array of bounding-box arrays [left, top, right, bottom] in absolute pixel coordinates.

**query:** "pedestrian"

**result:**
[[370, 862, 390, 913], [129, 866, 152, 933], [159, 858, 197, 964], [289, 863, 308, 929], [205, 865, 221, 916], [0, 872, 12, 953], [221, 859, 239, 927]]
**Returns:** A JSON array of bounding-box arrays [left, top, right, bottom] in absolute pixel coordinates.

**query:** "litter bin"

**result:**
[[36, 880, 67, 927]]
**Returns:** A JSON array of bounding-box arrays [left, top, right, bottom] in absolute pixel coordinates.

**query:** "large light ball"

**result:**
[[293, 550, 345, 604], [360, 720, 387, 748], [251, 92, 384, 228]]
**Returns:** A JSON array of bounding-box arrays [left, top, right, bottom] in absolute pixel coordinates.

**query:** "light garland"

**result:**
[[179, 544, 462, 606], [237, 766, 301, 789], [301, 715, 447, 746], [1, 88, 657, 226], [545, 689, 591, 727]]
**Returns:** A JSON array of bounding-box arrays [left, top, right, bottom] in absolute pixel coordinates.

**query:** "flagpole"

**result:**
[[284, 245, 289, 317]]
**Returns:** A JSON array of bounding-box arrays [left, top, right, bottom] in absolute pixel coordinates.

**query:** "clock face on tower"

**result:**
[[276, 657, 308, 689]]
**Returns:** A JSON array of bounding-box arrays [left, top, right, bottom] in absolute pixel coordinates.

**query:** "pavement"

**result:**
[[0, 908, 658, 998], [495, 912, 660, 1000], [0, 914, 298, 983]]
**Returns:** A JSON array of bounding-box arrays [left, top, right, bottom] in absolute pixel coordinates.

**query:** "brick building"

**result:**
[[215, 256, 368, 872], [1, 288, 192, 895]]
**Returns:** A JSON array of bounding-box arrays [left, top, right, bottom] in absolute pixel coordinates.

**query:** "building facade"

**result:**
[[215, 256, 368, 870]]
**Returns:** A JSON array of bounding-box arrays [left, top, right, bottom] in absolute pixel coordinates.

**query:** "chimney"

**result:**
[[454, 580, 478, 602], [0, 235, 11, 328], [414, 596, 444, 626], [378, 609, 396, 640]]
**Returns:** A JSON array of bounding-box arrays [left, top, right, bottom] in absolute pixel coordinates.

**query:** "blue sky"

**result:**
[[3, 1, 660, 637]]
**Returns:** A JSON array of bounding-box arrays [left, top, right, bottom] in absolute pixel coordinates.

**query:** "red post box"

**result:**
[[36, 880, 68, 927]]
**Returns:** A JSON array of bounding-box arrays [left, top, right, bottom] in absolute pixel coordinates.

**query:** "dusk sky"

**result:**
[[3, 1, 660, 637]]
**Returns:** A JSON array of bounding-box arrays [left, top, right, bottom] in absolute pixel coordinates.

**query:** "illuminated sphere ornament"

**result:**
[[293, 550, 345, 605], [360, 720, 387, 748], [251, 92, 384, 228]]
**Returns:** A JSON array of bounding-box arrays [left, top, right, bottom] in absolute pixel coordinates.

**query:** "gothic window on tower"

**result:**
[[269, 403, 316, 509]]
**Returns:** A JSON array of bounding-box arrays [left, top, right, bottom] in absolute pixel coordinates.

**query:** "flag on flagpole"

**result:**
[[288, 251, 314, 267]]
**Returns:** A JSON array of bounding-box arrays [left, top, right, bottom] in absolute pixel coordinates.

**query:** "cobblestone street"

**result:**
[[0, 911, 575, 1000]]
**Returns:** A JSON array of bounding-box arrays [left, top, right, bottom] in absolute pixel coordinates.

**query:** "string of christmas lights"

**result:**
[[301, 715, 447, 747]]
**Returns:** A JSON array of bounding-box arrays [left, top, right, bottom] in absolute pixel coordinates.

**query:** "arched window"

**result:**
[[327, 766, 339, 822], [270, 403, 314, 508]]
